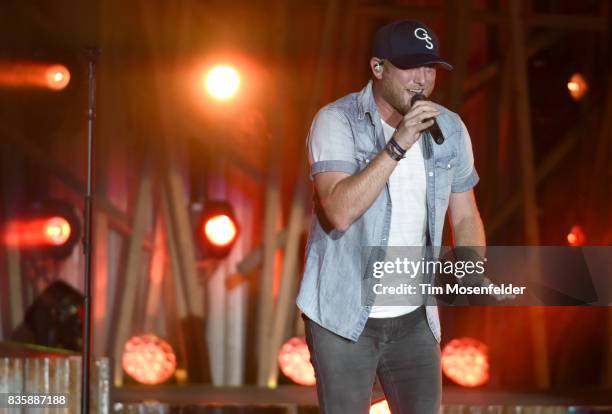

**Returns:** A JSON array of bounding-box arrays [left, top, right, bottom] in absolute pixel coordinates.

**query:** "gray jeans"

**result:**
[[303, 307, 441, 414]]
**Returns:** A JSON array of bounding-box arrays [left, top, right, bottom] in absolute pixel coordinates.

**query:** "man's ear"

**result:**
[[370, 58, 383, 79]]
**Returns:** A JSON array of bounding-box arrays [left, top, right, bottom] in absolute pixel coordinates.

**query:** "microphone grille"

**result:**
[[410, 93, 427, 106]]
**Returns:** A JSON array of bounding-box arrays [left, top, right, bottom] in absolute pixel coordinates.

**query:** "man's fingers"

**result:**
[[406, 105, 439, 118], [404, 107, 439, 123], [404, 112, 437, 127], [413, 119, 435, 132]]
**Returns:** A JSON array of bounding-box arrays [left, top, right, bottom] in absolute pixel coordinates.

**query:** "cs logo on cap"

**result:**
[[414, 28, 433, 50]]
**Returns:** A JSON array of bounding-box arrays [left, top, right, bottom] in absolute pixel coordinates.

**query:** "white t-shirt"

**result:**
[[369, 119, 427, 318]]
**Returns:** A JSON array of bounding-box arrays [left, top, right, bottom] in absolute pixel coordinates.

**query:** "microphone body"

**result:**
[[410, 93, 445, 145]]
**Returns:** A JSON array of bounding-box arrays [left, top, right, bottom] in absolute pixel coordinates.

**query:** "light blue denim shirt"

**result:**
[[296, 80, 479, 342]]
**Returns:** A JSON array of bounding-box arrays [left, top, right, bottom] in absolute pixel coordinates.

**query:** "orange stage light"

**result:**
[[278, 336, 316, 386], [4, 216, 71, 248], [204, 64, 240, 101], [567, 73, 588, 101], [0, 61, 70, 90], [567, 225, 586, 246], [204, 214, 238, 247], [370, 399, 391, 414], [197, 200, 239, 259], [45, 64, 71, 90], [441, 337, 489, 387], [122, 334, 177, 385]]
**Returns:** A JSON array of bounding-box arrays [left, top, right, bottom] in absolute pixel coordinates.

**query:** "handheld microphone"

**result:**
[[410, 93, 445, 145]]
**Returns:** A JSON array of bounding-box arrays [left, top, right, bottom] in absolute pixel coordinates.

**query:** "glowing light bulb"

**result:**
[[204, 214, 238, 247], [205, 65, 240, 101]]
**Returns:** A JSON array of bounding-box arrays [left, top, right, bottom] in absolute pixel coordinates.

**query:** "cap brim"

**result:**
[[389, 54, 453, 70]]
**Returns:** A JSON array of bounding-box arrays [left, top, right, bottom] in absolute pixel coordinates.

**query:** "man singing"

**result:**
[[296, 20, 485, 413]]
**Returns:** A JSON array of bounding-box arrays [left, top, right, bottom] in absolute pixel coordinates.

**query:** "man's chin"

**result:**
[[396, 104, 410, 116]]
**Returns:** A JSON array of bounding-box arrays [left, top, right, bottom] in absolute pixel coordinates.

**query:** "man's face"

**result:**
[[378, 60, 437, 115]]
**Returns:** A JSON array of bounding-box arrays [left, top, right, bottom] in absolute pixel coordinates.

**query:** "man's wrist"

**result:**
[[384, 139, 405, 161]]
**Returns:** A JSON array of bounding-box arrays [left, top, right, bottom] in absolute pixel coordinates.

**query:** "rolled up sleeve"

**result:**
[[451, 116, 480, 193], [307, 107, 357, 179]]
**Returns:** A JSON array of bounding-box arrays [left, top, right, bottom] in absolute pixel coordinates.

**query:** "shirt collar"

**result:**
[[358, 80, 378, 124]]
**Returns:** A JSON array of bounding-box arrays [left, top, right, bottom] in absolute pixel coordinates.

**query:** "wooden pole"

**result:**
[[1, 145, 24, 333], [6, 248, 23, 332], [161, 187, 189, 320], [162, 163, 205, 318], [264, 179, 307, 387], [486, 127, 581, 237], [92, 211, 109, 357], [336, 0, 358, 95], [255, 0, 290, 387], [136, 0, 211, 382], [263, 0, 341, 386], [482, 7, 505, 223], [111, 161, 153, 386], [508, 0, 540, 246], [160, 185, 190, 380], [508, 0, 548, 389], [447, 0, 472, 113], [237, 217, 310, 275], [463, 32, 562, 95], [143, 210, 166, 332]]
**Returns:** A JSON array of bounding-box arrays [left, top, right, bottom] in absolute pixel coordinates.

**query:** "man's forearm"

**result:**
[[322, 149, 397, 231], [452, 215, 486, 256]]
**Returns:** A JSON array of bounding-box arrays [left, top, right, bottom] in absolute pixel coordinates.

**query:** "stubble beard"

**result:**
[[382, 79, 411, 116]]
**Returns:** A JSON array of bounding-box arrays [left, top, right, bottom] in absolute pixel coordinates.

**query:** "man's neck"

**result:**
[[372, 81, 403, 128]]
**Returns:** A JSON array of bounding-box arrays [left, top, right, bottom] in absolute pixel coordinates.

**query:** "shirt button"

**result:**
[[366, 159, 370, 163], [428, 172, 434, 177], [447, 163, 451, 168]]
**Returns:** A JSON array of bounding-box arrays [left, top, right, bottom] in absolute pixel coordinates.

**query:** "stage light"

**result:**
[[441, 337, 489, 387], [197, 200, 239, 259], [45, 64, 71, 90], [567, 225, 586, 246], [11, 280, 84, 352], [277, 336, 316, 386], [5, 216, 71, 248], [0, 61, 71, 90], [567, 73, 587, 101], [44, 216, 71, 245], [2, 199, 81, 260], [370, 399, 390, 414], [122, 334, 177, 385], [205, 64, 240, 101], [204, 214, 237, 247]]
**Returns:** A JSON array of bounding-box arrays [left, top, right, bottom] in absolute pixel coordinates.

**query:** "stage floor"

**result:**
[[114, 384, 612, 407]]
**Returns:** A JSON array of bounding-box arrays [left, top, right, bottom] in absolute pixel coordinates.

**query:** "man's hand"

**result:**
[[393, 101, 440, 150]]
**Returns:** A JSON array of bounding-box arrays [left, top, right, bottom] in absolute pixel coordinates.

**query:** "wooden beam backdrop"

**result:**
[[263, 0, 342, 387], [138, 0, 217, 383], [255, 0, 291, 387], [508, 0, 549, 389]]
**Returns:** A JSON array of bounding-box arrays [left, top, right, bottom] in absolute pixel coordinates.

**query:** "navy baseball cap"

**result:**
[[372, 20, 453, 70]]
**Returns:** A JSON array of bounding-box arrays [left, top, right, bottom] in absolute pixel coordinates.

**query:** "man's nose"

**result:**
[[414, 67, 426, 84]]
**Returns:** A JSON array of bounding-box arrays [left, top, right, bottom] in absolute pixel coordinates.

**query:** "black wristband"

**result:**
[[385, 140, 404, 161], [389, 137, 407, 156]]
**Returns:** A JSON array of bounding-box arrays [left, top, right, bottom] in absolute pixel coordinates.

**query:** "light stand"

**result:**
[[81, 47, 99, 414]]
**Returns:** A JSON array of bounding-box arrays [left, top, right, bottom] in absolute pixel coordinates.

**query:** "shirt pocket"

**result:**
[[355, 150, 378, 172], [434, 154, 457, 200]]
